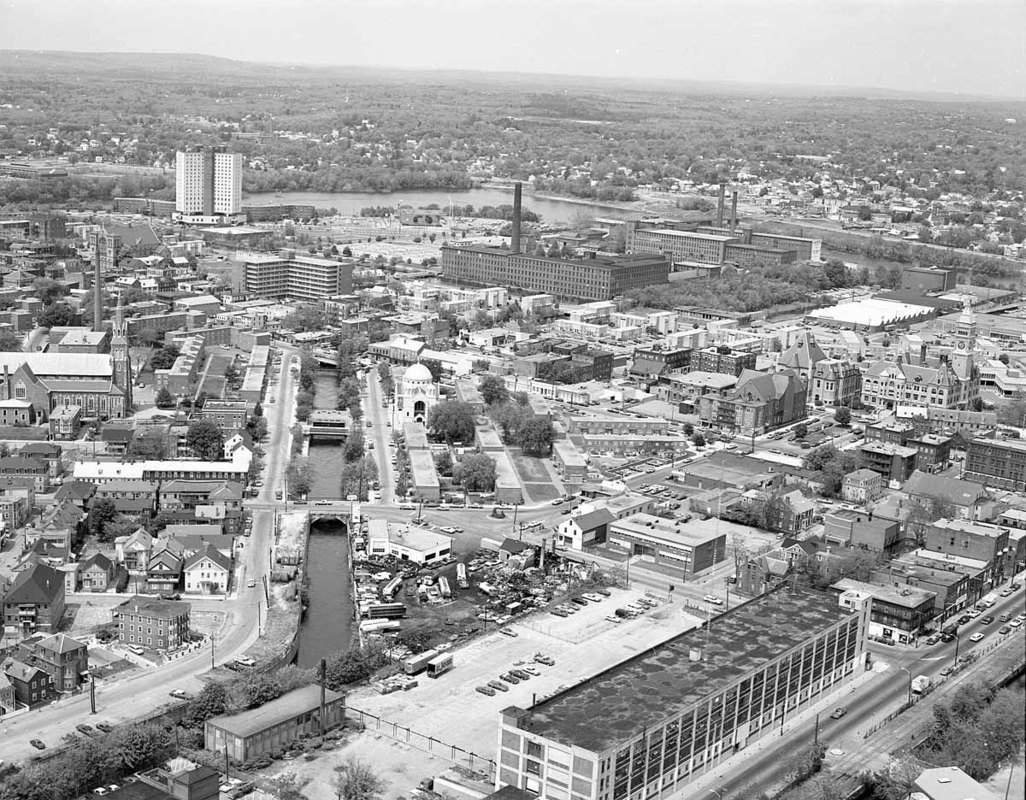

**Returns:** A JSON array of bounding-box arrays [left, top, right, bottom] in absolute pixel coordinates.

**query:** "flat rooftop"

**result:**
[[515, 585, 854, 753], [207, 684, 343, 738], [832, 578, 934, 608]]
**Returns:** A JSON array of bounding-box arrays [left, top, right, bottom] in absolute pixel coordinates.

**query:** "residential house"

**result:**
[[0, 673, 14, 714], [115, 527, 154, 573], [0, 456, 49, 492], [842, 469, 884, 505], [114, 596, 191, 651], [94, 479, 159, 515], [1, 563, 66, 638], [54, 479, 96, 509], [901, 471, 990, 520], [0, 476, 35, 531], [3, 660, 52, 707], [79, 553, 115, 592], [555, 508, 616, 550], [183, 545, 232, 594], [145, 549, 184, 594], [100, 426, 134, 456], [15, 633, 89, 695], [18, 442, 62, 479], [25, 498, 85, 552]]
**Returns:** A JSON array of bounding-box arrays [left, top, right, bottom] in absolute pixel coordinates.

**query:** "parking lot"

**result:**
[[300, 588, 704, 798]]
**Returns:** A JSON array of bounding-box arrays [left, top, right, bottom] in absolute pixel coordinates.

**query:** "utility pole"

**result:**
[[210, 635, 215, 669], [90, 677, 97, 714], [813, 712, 820, 746]]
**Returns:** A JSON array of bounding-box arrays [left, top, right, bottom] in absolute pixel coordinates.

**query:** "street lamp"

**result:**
[[899, 666, 913, 705], [952, 629, 961, 667]]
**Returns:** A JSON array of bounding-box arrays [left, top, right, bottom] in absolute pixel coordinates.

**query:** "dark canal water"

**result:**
[[296, 520, 355, 669], [295, 370, 356, 669]]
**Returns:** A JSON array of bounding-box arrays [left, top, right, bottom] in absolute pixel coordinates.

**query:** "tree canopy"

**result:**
[[186, 419, 225, 461], [428, 400, 476, 443]]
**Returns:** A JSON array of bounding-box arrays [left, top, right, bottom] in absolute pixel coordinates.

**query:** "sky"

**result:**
[[0, 0, 1023, 99]]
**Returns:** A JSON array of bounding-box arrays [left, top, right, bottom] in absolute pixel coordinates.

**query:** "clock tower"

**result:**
[[110, 297, 133, 410]]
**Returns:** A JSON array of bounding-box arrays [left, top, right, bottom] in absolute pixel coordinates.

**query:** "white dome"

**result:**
[[405, 363, 433, 382]]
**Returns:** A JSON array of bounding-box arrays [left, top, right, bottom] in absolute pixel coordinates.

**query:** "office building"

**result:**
[[176, 147, 241, 217], [441, 246, 669, 302], [496, 585, 869, 800], [240, 250, 354, 302], [964, 436, 1026, 491], [694, 347, 758, 377]]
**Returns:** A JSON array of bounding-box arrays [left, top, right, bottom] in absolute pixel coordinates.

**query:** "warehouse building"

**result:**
[[205, 684, 345, 762], [496, 585, 869, 800]]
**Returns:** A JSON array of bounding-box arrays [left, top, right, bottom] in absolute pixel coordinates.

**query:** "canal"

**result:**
[[296, 369, 357, 668]]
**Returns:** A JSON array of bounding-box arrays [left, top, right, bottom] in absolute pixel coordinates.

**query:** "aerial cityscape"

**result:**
[[0, 3, 1023, 800]]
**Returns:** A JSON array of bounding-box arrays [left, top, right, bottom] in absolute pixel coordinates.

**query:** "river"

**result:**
[[243, 187, 610, 226], [306, 371, 344, 500]]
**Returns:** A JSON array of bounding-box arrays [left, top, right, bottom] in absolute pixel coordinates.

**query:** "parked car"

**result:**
[[169, 688, 192, 699], [534, 654, 555, 666], [76, 724, 93, 734], [475, 686, 496, 697], [605, 614, 623, 624], [509, 669, 532, 680], [498, 628, 518, 638], [487, 680, 509, 692], [980, 616, 994, 625], [940, 666, 954, 676], [550, 608, 569, 618], [96, 722, 113, 734], [499, 673, 520, 684], [999, 625, 1012, 635], [570, 597, 589, 607], [969, 632, 985, 642], [830, 707, 847, 720], [29, 739, 45, 750]]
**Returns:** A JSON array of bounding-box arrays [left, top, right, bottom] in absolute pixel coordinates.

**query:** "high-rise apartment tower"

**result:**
[[175, 147, 241, 216]]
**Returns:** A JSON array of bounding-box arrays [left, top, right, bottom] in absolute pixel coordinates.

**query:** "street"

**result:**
[[0, 343, 299, 764], [364, 366, 396, 504]]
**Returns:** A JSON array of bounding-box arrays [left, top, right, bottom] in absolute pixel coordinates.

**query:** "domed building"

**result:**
[[396, 362, 439, 424]]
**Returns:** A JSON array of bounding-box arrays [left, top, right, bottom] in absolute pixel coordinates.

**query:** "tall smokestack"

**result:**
[[730, 190, 739, 235], [717, 183, 726, 228], [93, 252, 102, 332], [511, 182, 522, 254]]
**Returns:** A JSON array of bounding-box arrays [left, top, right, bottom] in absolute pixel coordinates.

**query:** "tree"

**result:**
[[127, 430, 166, 460], [453, 453, 497, 492], [88, 498, 119, 540], [518, 417, 554, 456], [834, 407, 851, 426], [0, 329, 22, 351], [998, 353, 1010, 365], [149, 345, 180, 370], [333, 757, 385, 800], [37, 302, 77, 329], [154, 387, 175, 408], [434, 449, 454, 475], [427, 400, 476, 443], [906, 494, 957, 546], [420, 358, 444, 382], [691, 432, 706, 448], [286, 458, 313, 497], [263, 772, 308, 800], [32, 277, 67, 305], [478, 374, 509, 407], [186, 419, 225, 461], [793, 422, 809, 439], [344, 429, 365, 463]]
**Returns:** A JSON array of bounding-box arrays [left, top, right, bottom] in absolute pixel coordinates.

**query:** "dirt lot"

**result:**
[[288, 588, 705, 798]]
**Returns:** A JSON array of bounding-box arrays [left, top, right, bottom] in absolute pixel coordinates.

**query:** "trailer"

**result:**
[[365, 602, 407, 619], [438, 576, 452, 598], [456, 562, 469, 589], [426, 652, 454, 678], [403, 648, 439, 676], [359, 619, 401, 634], [382, 575, 403, 599]]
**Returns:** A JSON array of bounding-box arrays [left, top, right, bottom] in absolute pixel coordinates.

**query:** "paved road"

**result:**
[[365, 367, 395, 504], [692, 582, 1026, 799], [0, 344, 300, 765]]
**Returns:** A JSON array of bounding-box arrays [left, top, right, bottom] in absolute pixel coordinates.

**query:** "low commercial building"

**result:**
[[408, 450, 441, 503], [606, 513, 728, 580], [366, 519, 451, 564], [493, 450, 524, 505], [859, 442, 918, 484], [496, 585, 869, 799], [823, 510, 902, 555], [924, 518, 1013, 578], [830, 578, 935, 644], [205, 684, 345, 763], [552, 440, 588, 485]]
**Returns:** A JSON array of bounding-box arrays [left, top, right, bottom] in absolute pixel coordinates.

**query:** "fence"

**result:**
[[343, 706, 495, 780]]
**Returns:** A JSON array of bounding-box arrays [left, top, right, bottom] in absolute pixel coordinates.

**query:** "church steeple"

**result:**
[[110, 294, 132, 410]]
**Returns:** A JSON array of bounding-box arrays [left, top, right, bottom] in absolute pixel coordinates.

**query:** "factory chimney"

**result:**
[[93, 252, 102, 332], [730, 190, 739, 235], [511, 182, 523, 254], [717, 183, 726, 228]]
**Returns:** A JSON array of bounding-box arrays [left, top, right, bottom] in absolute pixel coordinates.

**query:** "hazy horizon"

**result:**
[[0, 0, 1024, 100]]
